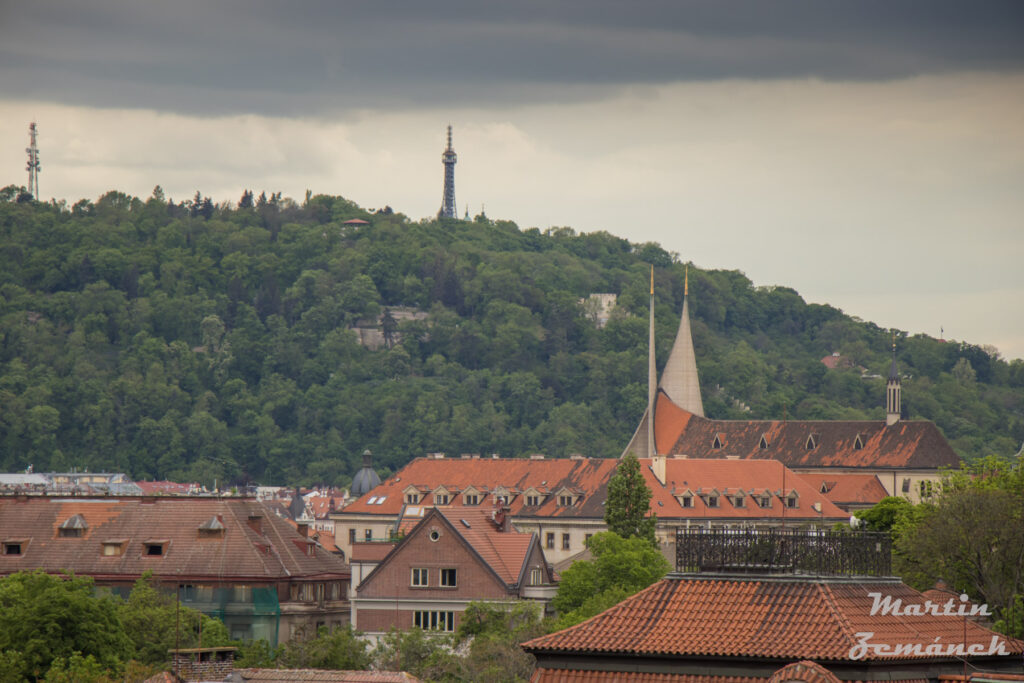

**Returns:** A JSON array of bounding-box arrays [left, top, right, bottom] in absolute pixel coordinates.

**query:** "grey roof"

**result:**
[[351, 450, 382, 497], [888, 356, 900, 382]]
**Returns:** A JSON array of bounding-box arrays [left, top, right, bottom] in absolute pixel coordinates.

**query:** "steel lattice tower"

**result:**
[[439, 125, 457, 218], [26, 122, 40, 200]]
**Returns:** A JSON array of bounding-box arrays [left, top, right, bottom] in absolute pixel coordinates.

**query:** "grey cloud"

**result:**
[[2, 0, 1022, 116]]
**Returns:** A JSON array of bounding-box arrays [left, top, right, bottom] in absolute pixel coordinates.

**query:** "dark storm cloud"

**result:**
[[2, 0, 1022, 116]]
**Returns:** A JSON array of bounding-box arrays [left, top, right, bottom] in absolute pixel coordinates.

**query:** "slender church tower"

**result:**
[[439, 125, 457, 219], [622, 266, 705, 457], [886, 339, 901, 426], [658, 267, 704, 417]]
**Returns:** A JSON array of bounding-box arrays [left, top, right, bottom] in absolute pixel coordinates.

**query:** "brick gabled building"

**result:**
[[523, 530, 1024, 682], [352, 507, 555, 639], [0, 495, 350, 643]]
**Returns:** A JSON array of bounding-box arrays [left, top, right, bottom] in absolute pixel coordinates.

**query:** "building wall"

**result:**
[[357, 522, 510, 601]]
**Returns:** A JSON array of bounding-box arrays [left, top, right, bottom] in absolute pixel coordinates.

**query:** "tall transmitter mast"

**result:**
[[439, 125, 457, 219], [26, 122, 40, 200]]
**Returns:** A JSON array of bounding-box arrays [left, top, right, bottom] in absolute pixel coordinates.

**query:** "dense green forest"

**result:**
[[1, 186, 1022, 487]]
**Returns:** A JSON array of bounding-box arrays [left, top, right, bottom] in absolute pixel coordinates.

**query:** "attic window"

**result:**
[[853, 434, 864, 451], [405, 493, 420, 504], [3, 541, 24, 555], [526, 495, 541, 507], [434, 493, 449, 505], [198, 516, 225, 537], [712, 435, 723, 450], [805, 434, 818, 450], [732, 495, 745, 508], [706, 495, 719, 508], [759, 435, 769, 450], [679, 495, 693, 508], [786, 495, 799, 509], [101, 541, 126, 557], [758, 496, 772, 509], [464, 494, 479, 505], [143, 541, 168, 557], [59, 514, 89, 538], [558, 495, 574, 507]]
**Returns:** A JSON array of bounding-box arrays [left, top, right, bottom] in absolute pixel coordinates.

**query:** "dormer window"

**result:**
[[680, 495, 693, 508], [434, 493, 449, 505], [786, 495, 799, 509], [3, 540, 25, 555], [101, 540, 127, 557], [198, 516, 225, 537], [853, 434, 864, 451], [558, 494, 574, 507], [59, 514, 88, 538], [405, 493, 420, 504], [759, 435, 769, 450], [758, 496, 772, 509], [143, 540, 168, 557], [733, 495, 745, 508], [805, 434, 818, 450], [712, 434, 723, 450], [706, 495, 719, 508], [526, 494, 541, 506], [464, 494, 479, 505]]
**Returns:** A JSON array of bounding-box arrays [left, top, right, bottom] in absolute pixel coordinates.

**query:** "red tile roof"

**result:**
[[0, 496, 348, 582], [522, 576, 1024, 662], [340, 457, 620, 519], [654, 395, 959, 469], [231, 670, 422, 682], [642, 458, 849, 521], [531, 673, 762, 683], [797, 474, 889, 507], [435, 508, 536, 585]]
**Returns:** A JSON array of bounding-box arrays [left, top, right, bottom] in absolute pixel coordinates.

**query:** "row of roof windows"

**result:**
[[4, 539, 169, 556], [675, 489, 800, 510], [401, 490, 579, 507], [709, 433, 865, 451]]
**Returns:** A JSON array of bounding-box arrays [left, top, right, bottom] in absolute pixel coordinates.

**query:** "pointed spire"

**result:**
[[647, 266, 657, 456], [886, 334, 901, 426], [659, 267, 704, 416]]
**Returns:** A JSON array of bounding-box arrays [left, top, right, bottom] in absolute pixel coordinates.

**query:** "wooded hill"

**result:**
[[1, 187, 1022, 488]]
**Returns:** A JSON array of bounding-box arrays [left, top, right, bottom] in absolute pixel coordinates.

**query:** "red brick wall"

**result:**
[[357, 608, 463, 633], [358, 519, 510, 600]]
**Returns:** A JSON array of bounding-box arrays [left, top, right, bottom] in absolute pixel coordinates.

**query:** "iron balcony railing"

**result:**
[[675, 528, 892, 577]]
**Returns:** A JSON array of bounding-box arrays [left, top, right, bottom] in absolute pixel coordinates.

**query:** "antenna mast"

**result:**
[[439, 125, 457, 218], [26, 122, 41, 199]]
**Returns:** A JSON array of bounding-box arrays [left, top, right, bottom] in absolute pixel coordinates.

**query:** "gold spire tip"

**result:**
[[684, 265, 689, 297]]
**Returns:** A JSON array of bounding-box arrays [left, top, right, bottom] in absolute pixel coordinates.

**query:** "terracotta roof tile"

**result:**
[[435, 508, 535, 585], [531, 672, 762, 683], [642, 458, 849, 521], [657, 402, 959, 469], [0, 497, 348, 582], [522, 576, 1024, 661], [340, 457, 619, 519], [796, 474, 889, 507], [231, 670, 422, 682]]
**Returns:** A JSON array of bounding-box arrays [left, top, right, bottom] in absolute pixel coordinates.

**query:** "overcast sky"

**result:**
[[2, 1, 1023, 359]]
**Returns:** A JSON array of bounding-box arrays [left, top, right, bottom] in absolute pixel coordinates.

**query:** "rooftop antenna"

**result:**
[[26, 122, 40, 199]]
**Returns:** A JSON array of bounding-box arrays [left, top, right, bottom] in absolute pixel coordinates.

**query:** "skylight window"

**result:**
[[367, 496, 378, 504]]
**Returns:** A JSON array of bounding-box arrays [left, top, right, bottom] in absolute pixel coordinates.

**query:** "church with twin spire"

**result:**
[[622, 268, 958, 504]]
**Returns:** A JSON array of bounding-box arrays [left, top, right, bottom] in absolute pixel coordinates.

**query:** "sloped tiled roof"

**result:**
[[797, 473, 888, 507], [340, 457, 619, 518], [642, 458, 849, 521], [435, 508, 536, 585], [522, 576, 1024, 662], [656, 397, 958, 469], [531, 673, 762, 683], [230, 670, 422, 682], [0, 496, 348, 582]]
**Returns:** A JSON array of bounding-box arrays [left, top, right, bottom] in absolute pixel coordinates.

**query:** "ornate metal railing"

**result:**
[[675, 528, 892, 577]]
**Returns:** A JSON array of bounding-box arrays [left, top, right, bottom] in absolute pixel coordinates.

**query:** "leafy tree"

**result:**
[[0, 571, 129, 680], [894, 457, 1024, 637], [117, 572, 230, 667], [552, 532, 670, 629], [604, 453, 657, 544], [277, 625, 370, 670], [853, 496, 913, 532]]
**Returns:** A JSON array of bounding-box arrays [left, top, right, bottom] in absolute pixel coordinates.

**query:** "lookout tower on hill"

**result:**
[[26, 122, 40, 200], [439, 125, 457, 219]]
